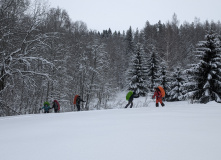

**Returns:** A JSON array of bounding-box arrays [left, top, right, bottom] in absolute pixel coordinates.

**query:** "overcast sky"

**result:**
[[47, 0, 221, 32]]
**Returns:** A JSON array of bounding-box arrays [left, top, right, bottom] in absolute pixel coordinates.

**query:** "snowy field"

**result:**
[[1, 94, 221, 160]]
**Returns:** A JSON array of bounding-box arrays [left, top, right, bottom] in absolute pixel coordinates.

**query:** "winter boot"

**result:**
[[156, 103, 159, 107], [130, 102, 133, 108], [161, 103, 165, 107]]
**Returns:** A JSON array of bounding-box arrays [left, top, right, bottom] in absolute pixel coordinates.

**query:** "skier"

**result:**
[[52, 100, 60, 113], [152, 87, 165, 107], [76, 96, 85, 111], [40, 102, 52, 113], [125, 89, 138, 108]]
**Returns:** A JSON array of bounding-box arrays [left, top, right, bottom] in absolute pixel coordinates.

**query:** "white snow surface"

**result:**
[[1, 92, 221, 160]]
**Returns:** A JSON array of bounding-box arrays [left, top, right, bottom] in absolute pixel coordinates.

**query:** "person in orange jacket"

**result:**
[[152, 87, 165, 107]]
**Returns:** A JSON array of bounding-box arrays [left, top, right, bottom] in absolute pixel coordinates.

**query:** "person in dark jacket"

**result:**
[[152, 87, 165, 107], [125, 89, 138, 108], [52, 100, 60, 113], [76, 96, 85, 111]]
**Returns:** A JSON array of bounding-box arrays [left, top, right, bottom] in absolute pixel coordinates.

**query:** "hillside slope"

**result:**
[[0, 100, 221, 160]]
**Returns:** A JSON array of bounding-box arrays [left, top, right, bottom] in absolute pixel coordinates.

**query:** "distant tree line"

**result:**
[[0, 0, 221, 116]]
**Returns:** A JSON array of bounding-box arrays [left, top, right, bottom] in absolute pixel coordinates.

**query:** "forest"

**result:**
[[1, 0, 221, 116]]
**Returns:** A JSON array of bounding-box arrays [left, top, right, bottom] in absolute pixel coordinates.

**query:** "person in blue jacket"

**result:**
[[39, 102, 51, 113]]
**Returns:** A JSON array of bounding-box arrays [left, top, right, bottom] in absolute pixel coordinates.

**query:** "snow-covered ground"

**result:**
[[1, 93, 221, 160]]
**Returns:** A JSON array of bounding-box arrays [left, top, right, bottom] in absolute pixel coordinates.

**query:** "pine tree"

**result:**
[[127, 43, 148, 96], [185, 31, 221, 103], [168, 67, 185, 101]]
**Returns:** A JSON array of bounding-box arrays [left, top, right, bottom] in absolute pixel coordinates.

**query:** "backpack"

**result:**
[[126, 91, 133, 101], [44, 101, 50, 106], [73, 95, 79, 105], [158, 86, 165, 97]]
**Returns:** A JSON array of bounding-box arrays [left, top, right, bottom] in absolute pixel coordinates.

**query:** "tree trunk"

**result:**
[[0, 67, 5, 91]]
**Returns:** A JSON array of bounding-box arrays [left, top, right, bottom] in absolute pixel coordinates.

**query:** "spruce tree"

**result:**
[[159, 61, 170, 100], [168, 67, 185, 101], [125, 26, 135, 75], [147, 44, 160, 91], [127, 43, 148, 96], [185, 31, 221, 103], [125, 26, 134, 56]]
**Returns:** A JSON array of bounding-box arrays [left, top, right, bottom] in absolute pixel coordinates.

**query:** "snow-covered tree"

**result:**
[[124, 26, 135, 69], [185, 31, 221, 103], [0, 0, 54, 115], [125, 26, 135, 55], [127, 43, 148, 96], [159, 61, 170, 99], [146, 44, 161, 91], [82, 40, 110, 110], [168, 67, 185, 101]]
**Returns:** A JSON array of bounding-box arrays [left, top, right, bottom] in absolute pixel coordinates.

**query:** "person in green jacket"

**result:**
[[125, 89, 138, 108], [40, 102, 51, 113]]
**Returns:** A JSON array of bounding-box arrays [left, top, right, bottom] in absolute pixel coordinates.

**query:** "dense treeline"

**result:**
[[0, 0, 221, 116]]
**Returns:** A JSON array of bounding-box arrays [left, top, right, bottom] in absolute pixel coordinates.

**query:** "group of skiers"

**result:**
[[125, 86, 165, 108], [40, 95, 86, 113], [40, 86, 165, 113]]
